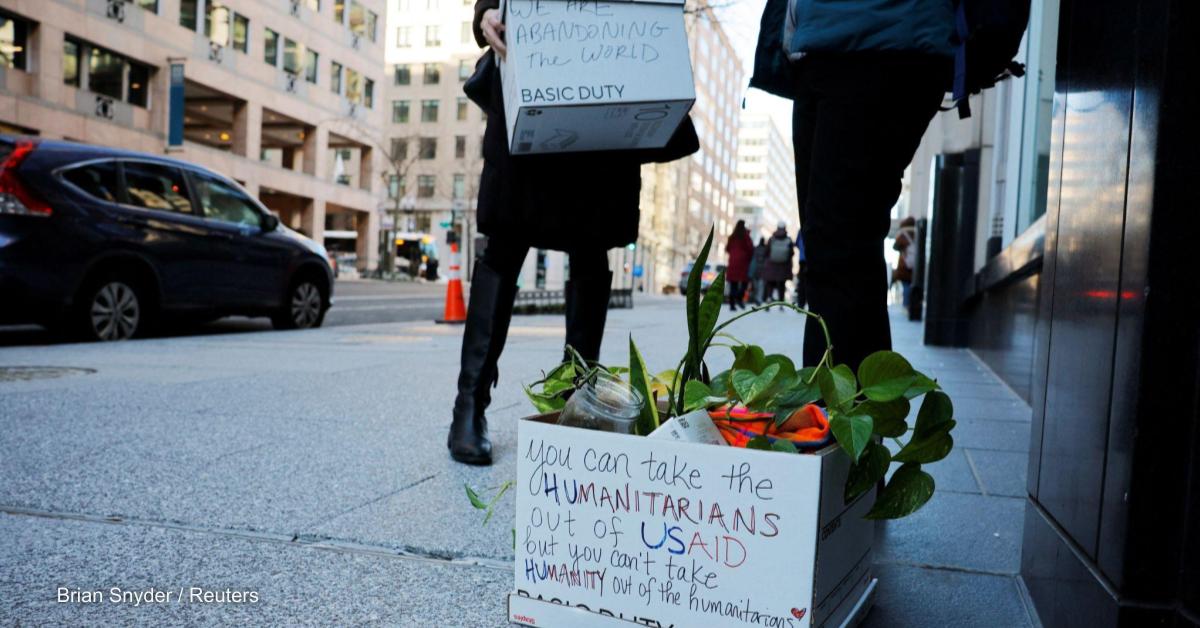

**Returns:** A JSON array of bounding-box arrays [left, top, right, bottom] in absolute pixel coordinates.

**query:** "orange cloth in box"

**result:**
[[709, 404, 831, 450]]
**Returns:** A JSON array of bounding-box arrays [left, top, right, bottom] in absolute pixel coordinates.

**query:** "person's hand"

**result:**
[[481, 9, 506, 59]]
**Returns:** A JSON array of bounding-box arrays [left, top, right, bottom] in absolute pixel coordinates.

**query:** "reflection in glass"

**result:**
[[127, 62, 150, 108], [0, 13, 28, 70], [88, 47, 124, 99], [63, 39, 80, 86], [123, 163, 192, 213], [1015, 0, 1061, 237]]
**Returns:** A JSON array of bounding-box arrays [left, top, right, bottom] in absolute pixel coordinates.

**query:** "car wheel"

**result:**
[[272, 279, 326, 330], [78, 277, 146, 341]]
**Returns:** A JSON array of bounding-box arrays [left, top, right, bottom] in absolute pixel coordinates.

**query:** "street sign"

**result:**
[[440, 221, 452, 228]]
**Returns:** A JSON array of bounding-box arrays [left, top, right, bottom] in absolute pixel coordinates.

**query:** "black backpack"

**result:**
[[949, 0, 1032, 118]]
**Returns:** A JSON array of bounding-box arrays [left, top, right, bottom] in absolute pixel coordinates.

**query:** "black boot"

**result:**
[[448, 262, 517, 465], [564, 271, 613, 363]]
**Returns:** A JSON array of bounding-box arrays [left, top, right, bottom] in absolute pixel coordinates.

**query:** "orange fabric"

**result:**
[[709, 404, 831, 450]]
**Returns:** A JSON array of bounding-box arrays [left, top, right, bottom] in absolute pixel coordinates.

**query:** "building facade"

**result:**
[[735, 112, 797, 242], [0, 0, 387, 272]]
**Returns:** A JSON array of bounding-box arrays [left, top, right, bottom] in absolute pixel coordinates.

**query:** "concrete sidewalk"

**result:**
[[0, 296, 1038, 626]]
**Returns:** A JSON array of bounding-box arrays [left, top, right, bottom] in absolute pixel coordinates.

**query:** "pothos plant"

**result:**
[[475, 228, 957, 521]]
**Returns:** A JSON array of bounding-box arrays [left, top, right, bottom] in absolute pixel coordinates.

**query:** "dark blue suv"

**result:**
[[0, 136, 334, 341]]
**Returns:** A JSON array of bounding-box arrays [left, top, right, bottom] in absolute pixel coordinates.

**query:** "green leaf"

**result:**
[[771, 439, 799, 454], [845, 441, 891, 502], [763, 354, 797, 379], [866, 463, 935, 519], [769, 375, 821, 415], [731, 345, 767, 373], [710, 369, 733, 397], [629, 336, 660, 435], [818, 364, 857, 409], [912, 390, 954, 438], [683, 379, 726, 412], [857, 397, 911, 438], [745, 435, 773, 451], [697, 271, 726, 349], [732, 363, 781, 406], [893, 426, 956, 464], [830, 412, 874, 463], [682, 228, 716, 391], [465, 484, 487, 510], [524, 384, 567, 413], [858, 351, 917, 402], [904, 373, 940, 399]]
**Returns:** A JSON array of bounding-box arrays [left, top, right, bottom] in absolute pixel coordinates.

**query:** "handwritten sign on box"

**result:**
[[499, 0, 696, 154], [511, 417, 821, 627]]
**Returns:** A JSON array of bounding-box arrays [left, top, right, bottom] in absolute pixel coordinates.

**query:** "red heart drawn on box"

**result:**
[[791, 607, 806, 620]]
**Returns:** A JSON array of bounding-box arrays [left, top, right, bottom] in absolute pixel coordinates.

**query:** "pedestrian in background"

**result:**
[[892, 216, 917, 307], [771, 0, 954, 371], [762, 221, 794, 309], [724, 220, 754, 311], [447, 4, 698, 466], [749, 237, 767, 305], [794, 227, 807, 308]]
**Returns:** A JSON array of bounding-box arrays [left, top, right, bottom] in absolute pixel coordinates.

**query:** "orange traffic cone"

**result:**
[[437, 242, 467, 324]]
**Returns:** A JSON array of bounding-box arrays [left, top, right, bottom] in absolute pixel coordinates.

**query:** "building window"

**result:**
[[88, 47, 124, 100], [456, 97, 468, 121], [461, 21, 472, 44], [305, 0, 320, 10], [458, 59, 471, 82], [417, 175, 435, 198], [454, 136, 466, 159], [453, 174, 465, 199], [364, 78, 374, 108], [390, 138, 408, 160], [0, 11, 29, 70], [180, 0, 198, 30], [62, 40, 80, 86], [136, 0, 159, 12], [387, 174, 405, 199], [204, 2, 231, 46], [420, 99, 438, 123], [304, 49, 318, 83], [392, 100, 410, 123], [418, 138, 436, 160], [425, 25, 440, 47], [396, 26, 411, 48], [394, 64, 410, 85], [423, 63, 439, 84], [127, 62, 150, 108], [331, 61, 343, 94], [283, 38, 302, 74], [232, 13, 250, 53], [334, 0, 345, 23], [263, 28, 279, 65], [349, 1, 377, 42]]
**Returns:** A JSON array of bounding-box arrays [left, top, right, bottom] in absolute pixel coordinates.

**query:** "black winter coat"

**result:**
[[469, 0, 698, 251]]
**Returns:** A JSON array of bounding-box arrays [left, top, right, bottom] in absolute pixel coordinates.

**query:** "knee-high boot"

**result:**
[[564, 271, 613, 363], [448, 261, 518, 465]]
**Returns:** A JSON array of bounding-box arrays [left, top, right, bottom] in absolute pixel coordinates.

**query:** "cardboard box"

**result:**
[[499, 0, 696, 154], [509, 413, 875, 627]]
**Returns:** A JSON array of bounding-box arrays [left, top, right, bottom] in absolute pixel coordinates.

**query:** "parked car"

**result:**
[[677, 262, 728, 295], [0, 136, 334, 341]]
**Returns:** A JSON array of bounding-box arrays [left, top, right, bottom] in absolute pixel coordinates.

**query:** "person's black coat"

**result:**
[[469, 0, 698, 251]]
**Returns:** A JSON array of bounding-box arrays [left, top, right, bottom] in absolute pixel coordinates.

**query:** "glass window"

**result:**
[[390, 138, 407, 160], [458, 59, 471, 82], [456, 97, 468, 121], [88, 47, 124, 100], [365, 11, 378, 42], [136, 0, 159, 12], [392, 100, 410, 123], [345, 67, 361, 102], [0, 12, 29, 70], [396, 26, 410, 48], [420, 99, 438, 123], [387, 174, 404, 199], [263, 29, 279, 66], [63, 39, 81, 86], [349, 1, 365, 37], [331, 61, 343, 93], [122, 162, 193, 213], [454, 135, 466, 158], [425, 25, 440, 47], [205, 2, 231, 46], [233, 13, 249, 53], [62, 161, 121, 203], [305, 0, 320, 10], [452, 173, 465, 199], [417, 175, 435, 198], [127, 62, 150, 108], [283, 38, 301, 74], [180, 0, 198, 30], [334, 0, 345, 23], [394, 64, 410, 85], [193, 174, 262, 227], [419, 138, 436, 160], [364, 78, 374, 108], [304, 49, 318, 83], [423, 63, 439, 84]]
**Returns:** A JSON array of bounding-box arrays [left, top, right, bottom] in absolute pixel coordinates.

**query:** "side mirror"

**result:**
[[261, 213, 280, 232]]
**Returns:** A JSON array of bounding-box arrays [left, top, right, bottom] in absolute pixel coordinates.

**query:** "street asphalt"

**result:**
[[0, 294, 1041, 627]]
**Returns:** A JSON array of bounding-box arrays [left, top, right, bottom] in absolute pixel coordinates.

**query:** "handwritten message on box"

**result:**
[[499, 0, 695, 154], [512, 418, 821, 627]]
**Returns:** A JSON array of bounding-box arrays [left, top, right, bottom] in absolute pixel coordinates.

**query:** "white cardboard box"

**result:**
[[509, 413, 875, 627], [499, 0, 696, 154]]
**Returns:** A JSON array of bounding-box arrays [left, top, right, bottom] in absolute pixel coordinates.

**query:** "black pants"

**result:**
[[728, 281, 748, 309], [765, 281, 787, 305], [481, 237, 609, 283], [792, 53, 948, 372]]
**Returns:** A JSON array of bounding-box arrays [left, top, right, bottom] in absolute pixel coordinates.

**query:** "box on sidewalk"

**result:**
[[508, 413, 876, 627], [498, 0, 696, 155]]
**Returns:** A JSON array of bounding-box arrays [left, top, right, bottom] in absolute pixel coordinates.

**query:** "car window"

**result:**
[[62, 161, 121, 203], [122, 162, 193, 213], [191, 174, 262, 228]]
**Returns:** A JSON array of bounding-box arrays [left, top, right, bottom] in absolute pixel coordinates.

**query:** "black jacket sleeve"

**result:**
[[473, 0, 500, 48]]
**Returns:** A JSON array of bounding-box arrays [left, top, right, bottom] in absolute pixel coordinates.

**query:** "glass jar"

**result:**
[[557, 371, 644, 434]]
